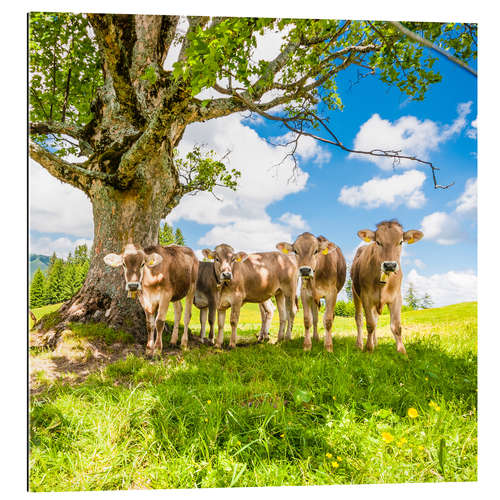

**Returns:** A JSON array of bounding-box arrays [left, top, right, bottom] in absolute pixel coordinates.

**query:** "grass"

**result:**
[[29, 301, 477, 491]]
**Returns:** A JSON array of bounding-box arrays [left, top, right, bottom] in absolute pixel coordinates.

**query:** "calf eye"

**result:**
[[376, 241, 382, 247], [314, 250, 318, 255], [399, 240, 403, 245]]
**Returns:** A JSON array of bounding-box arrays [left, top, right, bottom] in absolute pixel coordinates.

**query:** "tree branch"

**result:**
[[29, 140, 114, 192], [388, 21, 477, 77], [87, 14, 143, 123], [30, 121, 93, 156]]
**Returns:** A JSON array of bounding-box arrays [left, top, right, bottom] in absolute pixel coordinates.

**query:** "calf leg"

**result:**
[[258, 300, 273, 342], [353, 289, 364, 350], [312, 300, 319, 342], [180, 285, 195, 349], [388, 297, 406, 354], [284, 295, 295, 341], [145, 310, 156, 353], [363, 304, 379, 352], [323, 291, 337, 353], [229, 302, 242, 349], [275, 292, 287, 342], [199, 307, 208, 342], [154, 297, 170, 355], [171, 300, 183, 345], [301, 289, 313, 351], [207, 300, 216, 344], [216, 308, 227, 348]]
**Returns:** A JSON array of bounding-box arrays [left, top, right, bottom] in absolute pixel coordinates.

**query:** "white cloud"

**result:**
[[167, 113, 317, 253], [30, 234, 93, 259], [338, 169, 426, 209], [420, 211, 462, 245], [279, 212, 308, 230], [29, 159, 93, 238], [349, 101, 473, 170], [455, 177, 477, 215], [413, 258, 426, 270], [404, 268, 477, 307], [420, 177, 477, 245], [466, 117, 477, 139]]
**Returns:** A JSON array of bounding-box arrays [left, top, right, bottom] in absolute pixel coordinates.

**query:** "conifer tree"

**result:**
[[30, 268, 46, 308], [174, 227, 185, 246]]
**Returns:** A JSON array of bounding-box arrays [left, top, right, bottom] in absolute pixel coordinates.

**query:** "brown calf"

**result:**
[[277, 232, 346, 352], [104, 243, 199, 355], [202, 244, 298, 348], [350, 220, 423, 354], [194, 261, 275, 344]]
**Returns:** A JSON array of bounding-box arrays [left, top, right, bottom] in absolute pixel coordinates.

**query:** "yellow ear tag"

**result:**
[[148, 258, 155, 266], [408, 237, 415, 244], [128, 291, 137, 299], [282, 248, 289, 254], [322, 248, 329, 255], [236, 257, 242, 262], [364, 237, 371, 243], [379, 272, 389, 284]]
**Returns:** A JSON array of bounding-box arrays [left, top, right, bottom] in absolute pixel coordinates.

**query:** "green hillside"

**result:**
[[29, 254, 50, 278]]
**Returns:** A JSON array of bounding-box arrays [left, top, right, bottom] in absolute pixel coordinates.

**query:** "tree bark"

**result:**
[[54, 146, 179, 341]]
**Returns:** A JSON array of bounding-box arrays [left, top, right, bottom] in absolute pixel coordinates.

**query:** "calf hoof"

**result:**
[[228, 343, 236, 349], [397, 345, 407, 355], [151, 349, 162, 359], [365, 342, 374, 353], [215, 343, 223, 349], [170, 340, 177, 347], [303, 340, 312, 352], [356, 342, 364, 351], [313, 335, 320, 343], [325, 343, 333, 353], [181, 342, 188, 350]]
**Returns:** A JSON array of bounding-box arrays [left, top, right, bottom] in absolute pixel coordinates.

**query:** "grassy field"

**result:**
[[29, 301, 477, 490]]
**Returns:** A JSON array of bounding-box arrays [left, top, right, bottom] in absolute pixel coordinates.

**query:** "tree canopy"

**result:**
[[29, 14, 477, 192]]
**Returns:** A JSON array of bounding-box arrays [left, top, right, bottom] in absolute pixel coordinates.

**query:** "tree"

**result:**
[[44, 257, 66, 305], [158, 223, 175, 246], [29, 14, 476, 336], [174, 228, 185, 246], [422, 293, 434, 309], [404, 283, 421, 310], [30, 268, 46, 309]]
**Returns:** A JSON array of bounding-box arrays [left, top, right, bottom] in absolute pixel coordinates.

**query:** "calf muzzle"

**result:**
[[382, 261, 399, 273], [221, 271, 233, 281], [299, 266, 314, 279], [126, 282, 140, 291]]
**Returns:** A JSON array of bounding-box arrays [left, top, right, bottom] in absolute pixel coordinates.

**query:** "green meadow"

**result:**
[[29, 301, 477, 490]]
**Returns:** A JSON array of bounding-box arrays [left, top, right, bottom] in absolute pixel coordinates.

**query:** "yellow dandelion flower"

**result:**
[[397, 437, 407, 447], [207, 400, 212, 405], [332, 396, 336, 400], [204, 418, 208, 422], [337, 456, 342, 461], [331, 461, 339, 469], [236, 441, 241, 446], [280, 433, 285, 438], [325, 452, 333, 459], [428, 401, 441, 411], [381, 432, 394, 443], [407, 408, 419, 419], [418, 445, 425, 451], [425, 377, 429, 381]]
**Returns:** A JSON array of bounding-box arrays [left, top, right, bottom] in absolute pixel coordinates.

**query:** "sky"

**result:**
[[29, 18, 478, 307]]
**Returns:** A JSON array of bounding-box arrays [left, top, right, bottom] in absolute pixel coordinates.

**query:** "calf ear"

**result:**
[[202, 248, 215, 260], [318, 240, 336, 255], [276, 242, 293, 255], [357, 230, 375, 243], [234, 251, 248, 263], [403, 230, 424, 244], [104, 253, 123, 267], [145, 252, 163, 267]]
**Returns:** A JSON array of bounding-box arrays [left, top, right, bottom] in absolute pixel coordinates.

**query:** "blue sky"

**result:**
[[29, 22, 477, 307]]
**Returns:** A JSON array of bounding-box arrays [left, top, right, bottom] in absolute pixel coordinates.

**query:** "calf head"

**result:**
[[104, 243, 163, 297], [276, 232, 335, 279], [357, 220, 423, 283], [202, 244, 248, 283]]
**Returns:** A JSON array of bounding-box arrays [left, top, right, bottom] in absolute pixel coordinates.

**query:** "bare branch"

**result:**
[[388, 21, 477, 77]]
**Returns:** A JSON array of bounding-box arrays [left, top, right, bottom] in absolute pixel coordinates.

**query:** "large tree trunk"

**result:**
[[54, 149, 179, 341]]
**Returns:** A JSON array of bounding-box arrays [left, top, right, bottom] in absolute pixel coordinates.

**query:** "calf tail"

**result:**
[[295, 295, 300, 310]]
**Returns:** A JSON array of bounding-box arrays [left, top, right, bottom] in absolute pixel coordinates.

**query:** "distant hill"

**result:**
[[29, 254, 50, 278]]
